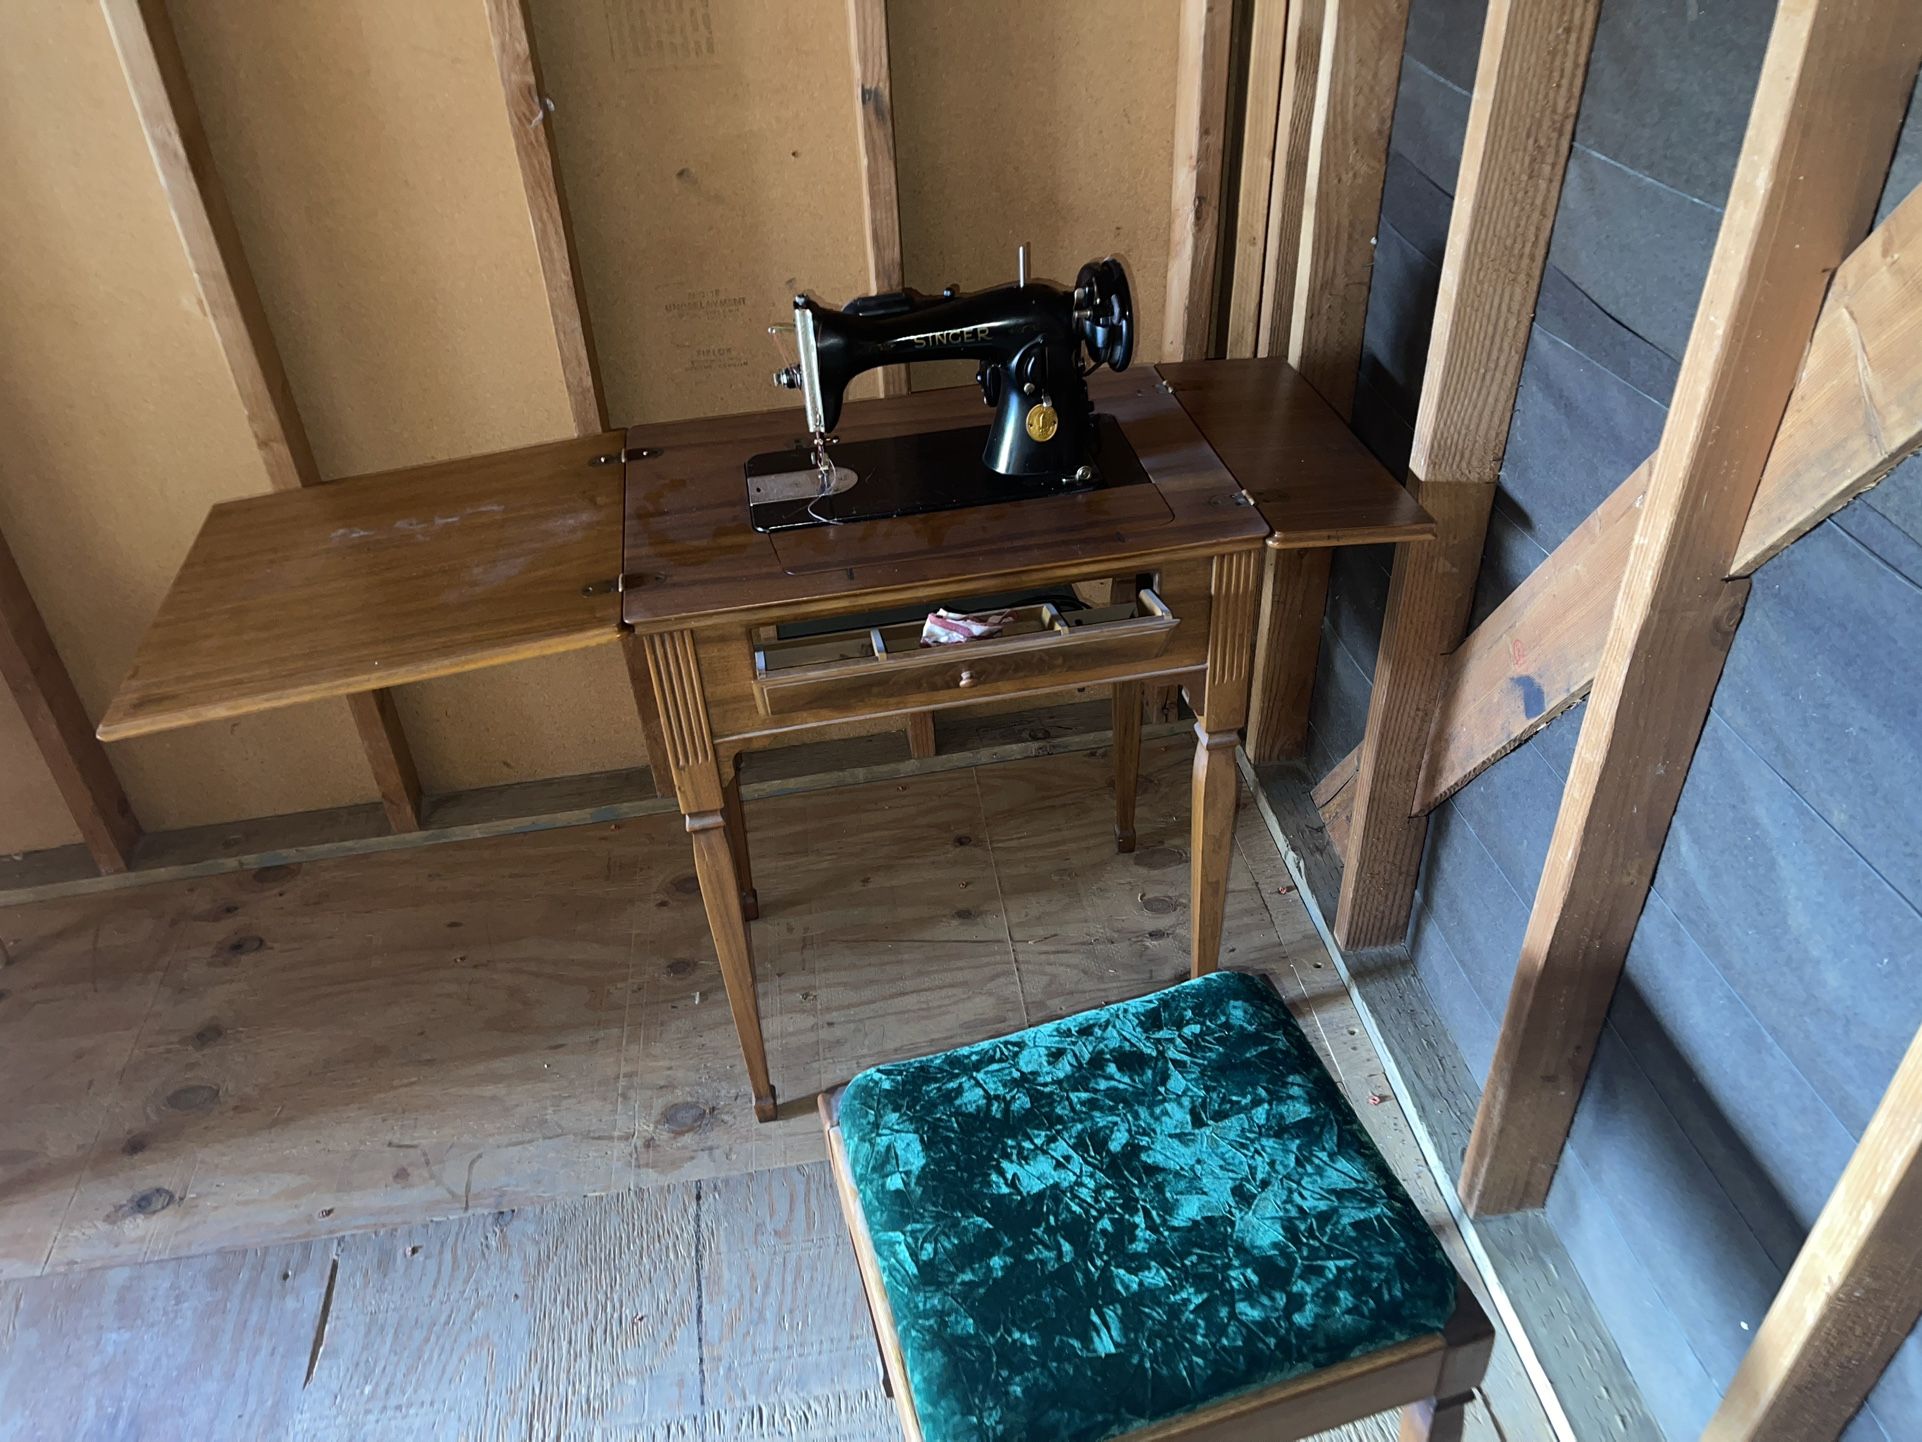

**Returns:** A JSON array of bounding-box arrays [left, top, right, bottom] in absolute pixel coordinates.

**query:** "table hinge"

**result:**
[[591, 446, 660, 466], [581, 572, 647, 597]]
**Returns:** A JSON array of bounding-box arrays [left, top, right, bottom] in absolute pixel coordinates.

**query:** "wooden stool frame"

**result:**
[[820, 1080, 1492, 1442]]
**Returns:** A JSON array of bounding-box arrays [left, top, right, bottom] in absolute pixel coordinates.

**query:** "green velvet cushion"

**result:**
[[837, 970, 1458, 1442]]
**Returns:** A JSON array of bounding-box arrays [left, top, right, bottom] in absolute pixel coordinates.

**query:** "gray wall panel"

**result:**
[[1571, 0, 1772, 205], [1318, 0, 1922, 1432], [1441, 725, 1561, 899], [1496, 328, 1668, 554], [1546, 1151, 1724, 1441], [1307, 618, 1373, 779], [1532, 265, 1682, 406], [1544, 147, 1722, 362], [1389, 61, 1472, 200], [1468, 503, 1550, 626], [1408, 899, 1501, 1079], [1714, 515, 1922, 909], [1648, 714, 1922, 1138], [1325, 544, 1393, 684], [1619, 892, 1860, 1239], [1840, 453, 1922, 584], [1356, 218, 1443, 437], [1565, 1022, 1791, 1390], [1876, 84, 1922, 225], [1402, 0, 1488, 91], [1414, 803, 1529, 1018]]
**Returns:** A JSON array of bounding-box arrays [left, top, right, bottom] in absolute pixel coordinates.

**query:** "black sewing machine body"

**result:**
[[748, 252, 1137, 533]]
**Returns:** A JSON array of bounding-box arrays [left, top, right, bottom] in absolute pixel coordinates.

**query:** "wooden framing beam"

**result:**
[[846, 0, 909, 398], [1334, 0, 1600, 949], [1224, 0, 1292, 358], [0, 527, 140, 875], [1286, 0, 1410, 414], [1244, 0, 1408, 762], [1460, 0, 1922, 1216], [100, 0, 317, 495], [1316, 178, 1922, 834], [483, 0, 606, 435], [1703, 1023, 1922, 1442], [1163, 0, 1237, 361], [1255, 0, 1325, 359], [100, 0, 424, 834]]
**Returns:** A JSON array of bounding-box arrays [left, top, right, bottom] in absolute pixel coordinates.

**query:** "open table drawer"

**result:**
[[750, 590, 1180, 718]]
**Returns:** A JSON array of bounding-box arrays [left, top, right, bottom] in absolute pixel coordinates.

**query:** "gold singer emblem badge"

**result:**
[[1025, 403, 1059, 442]]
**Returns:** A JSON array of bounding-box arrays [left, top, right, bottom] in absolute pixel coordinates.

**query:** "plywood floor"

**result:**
[[0, 739, 1550, 1440]]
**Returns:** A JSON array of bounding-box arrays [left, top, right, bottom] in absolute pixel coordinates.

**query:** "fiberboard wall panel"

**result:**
[[890, 0, 1181, 388], [529, 0, 875, 426], [167, 0, 646, 798], [0, 2, 376, 845]]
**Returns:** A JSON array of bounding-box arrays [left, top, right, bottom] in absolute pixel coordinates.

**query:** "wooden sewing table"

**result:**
[[99, 358, 1430, 1122]]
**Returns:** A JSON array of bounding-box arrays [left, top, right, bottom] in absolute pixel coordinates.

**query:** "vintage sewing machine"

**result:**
[[749, 248, 1138, 531]]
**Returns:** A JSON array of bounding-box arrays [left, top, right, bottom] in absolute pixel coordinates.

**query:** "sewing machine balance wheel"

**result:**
[[1076, 257, 1134, 373]]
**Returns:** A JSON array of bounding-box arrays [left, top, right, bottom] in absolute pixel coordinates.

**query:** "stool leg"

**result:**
[[689, 812, 776, 1121], [722, 755, 758, 922], [1399, 1394, 1469, 1442], [1112, 680, 1142, 853], [1190, 724, 1239, 974]]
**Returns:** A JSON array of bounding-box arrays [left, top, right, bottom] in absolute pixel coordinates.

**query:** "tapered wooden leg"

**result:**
[[631, 629, 775, 1121], [1399, 1395, 1469, 1442], [689, 812, 776, 1121], [1190, 725, 1239, 975], [1190, 548, 1262, 977], [1111, 680, 1142, 853], [722, 754, 758, 921], [904, 710, 936, 759]]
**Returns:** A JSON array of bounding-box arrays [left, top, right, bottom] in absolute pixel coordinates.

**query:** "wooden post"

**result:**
[[1286, 0, 1411, 415], [1163, 0, 1237, 361], [1243, 0, 1408, 762], [1255, 0, 1326, 359], [0, 528, 140, 874], [99, 0, 425, 833], [483, 0, 606, 434], [1460, 0, 1922, 1216], [1334, 0, 1601, 950], [847, 0, 908, 398], [847, 0, 942, 753], [1223, 0, 1292, 358], [1702, 1024, 1922, 1442]]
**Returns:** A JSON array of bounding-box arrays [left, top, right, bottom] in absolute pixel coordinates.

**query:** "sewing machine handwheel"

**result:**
[[1076, 257, 1134, 373]]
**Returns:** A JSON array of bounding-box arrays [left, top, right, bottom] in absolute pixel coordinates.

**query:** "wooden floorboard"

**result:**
[[0, 740, 1544, 1440], [0, 1161, 1465, 1442]]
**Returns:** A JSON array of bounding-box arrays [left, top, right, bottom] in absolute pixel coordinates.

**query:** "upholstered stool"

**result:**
[[820, 970, 1492, 1442]]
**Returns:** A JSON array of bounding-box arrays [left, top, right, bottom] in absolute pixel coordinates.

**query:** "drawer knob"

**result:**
[[957, 668, 977, 688]]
